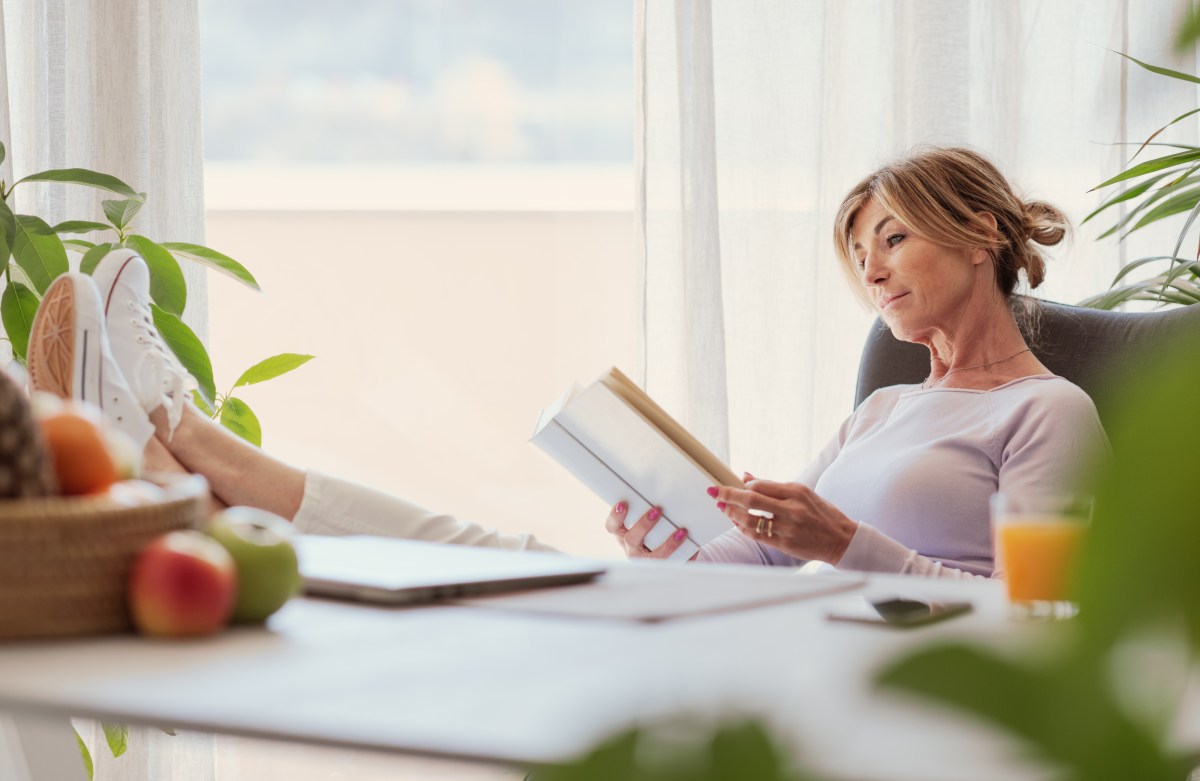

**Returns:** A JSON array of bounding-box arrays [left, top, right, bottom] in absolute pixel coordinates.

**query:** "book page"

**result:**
[[600, 368, 743, 488]]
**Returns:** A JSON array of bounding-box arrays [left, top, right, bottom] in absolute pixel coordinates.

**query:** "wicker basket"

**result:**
[[0, 475, 209, 640]]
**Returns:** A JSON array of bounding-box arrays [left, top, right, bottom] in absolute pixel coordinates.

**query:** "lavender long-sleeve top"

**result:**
[[697, 375, 1108, 579]]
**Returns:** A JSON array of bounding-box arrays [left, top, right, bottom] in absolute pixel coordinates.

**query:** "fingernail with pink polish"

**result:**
[[706, 486, 719, 498], [615, 502, 627, 514], [673, 528, 687, 542], [648, 507, 662, 521], [717, 501, 726, 511]]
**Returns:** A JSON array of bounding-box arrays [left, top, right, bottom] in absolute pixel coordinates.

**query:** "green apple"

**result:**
[[207, 507, 302, 624]]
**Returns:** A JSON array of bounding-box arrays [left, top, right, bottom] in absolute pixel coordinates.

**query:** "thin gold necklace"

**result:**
[[922, 347, 1032, 390]]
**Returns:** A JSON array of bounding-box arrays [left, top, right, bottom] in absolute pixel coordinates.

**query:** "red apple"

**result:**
[[128, 530, 237, 637]]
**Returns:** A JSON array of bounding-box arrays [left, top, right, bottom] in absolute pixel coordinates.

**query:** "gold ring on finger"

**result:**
[[755, 517, 765, 534], [767, 519, 774, 538]]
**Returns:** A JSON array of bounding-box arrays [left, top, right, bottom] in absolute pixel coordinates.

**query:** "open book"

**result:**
[[530, 368, 743, 561]]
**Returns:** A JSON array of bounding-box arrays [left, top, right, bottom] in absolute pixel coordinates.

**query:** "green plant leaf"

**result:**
[[1091, 148, 1200, 190], [1083, 171, 1171, 224], [150, 304, 216, 405], [1076, 329, 1200, 653], [1153, 276, 1200, 304], [1078, 264, 1200, 309], [159, 242, 260, 291], [233, 353, 314, 388], [220, 397, 262, 446], [1095, 174, 1200, 239], [1131, 108, 1200, 162], [191, 389, 215, 417], [1178, 4, 1200, 52], [80, 242, 116, 275], [707, 721, 795, 781], [1079, 281, 1142, 310], [103, 198, 144, 231], [1168, 198, 1200, 262], [63, 239, 95, 253], [0, 141, 5, 167], [0, 197, 13, 276], [14, 168, 141, 199], [529, 721, 811, 781], [1124, 184, 1200, 236], [528, 730, 640, 781], [53, 220, 113, 235], [1115, 50, 1200, 85], [102, 723, 128, 758], [1, 282, 40, 360], [878, 644, 1184, 781], [1109, 256, 1197, 286], [12, 214, 69, 294], [74, 726, 94, 781], [128, 235, 186, 316]]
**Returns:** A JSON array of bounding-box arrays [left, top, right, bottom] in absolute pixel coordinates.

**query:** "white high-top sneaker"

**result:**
[[26, 273, 156, 451], [90, 249, 196, 440]]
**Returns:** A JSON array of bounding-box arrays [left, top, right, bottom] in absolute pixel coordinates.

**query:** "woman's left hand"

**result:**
[[710, 478, 859, 564]]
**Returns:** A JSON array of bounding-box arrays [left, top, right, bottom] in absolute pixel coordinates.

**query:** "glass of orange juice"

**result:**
[[991, 492, 1091, 618]]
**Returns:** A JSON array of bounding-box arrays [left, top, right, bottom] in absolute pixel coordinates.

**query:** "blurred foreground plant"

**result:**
[[878, 327, 1200, 781], [526, 720, 818, 781]]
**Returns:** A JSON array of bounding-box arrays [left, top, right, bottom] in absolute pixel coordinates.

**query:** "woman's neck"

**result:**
[[923, 301, 1031, 386]]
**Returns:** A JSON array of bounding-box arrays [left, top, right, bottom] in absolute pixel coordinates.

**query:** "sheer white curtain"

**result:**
[[0, 1, 210, 779], [637, 0, 1195, 481], [0, 0, 208, 339]]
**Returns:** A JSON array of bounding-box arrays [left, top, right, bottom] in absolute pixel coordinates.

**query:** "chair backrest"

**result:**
[[854, 298, 1200, 429]]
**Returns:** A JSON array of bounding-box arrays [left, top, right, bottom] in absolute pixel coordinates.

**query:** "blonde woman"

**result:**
[[27, 148, 1106, 580], [608, 147, 1107, 577]]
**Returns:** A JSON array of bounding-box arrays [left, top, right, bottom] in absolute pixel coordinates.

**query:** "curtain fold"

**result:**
[[0, 2, 210, 779], [0, 0, 208, 340], [637, 0, 1194, 482]]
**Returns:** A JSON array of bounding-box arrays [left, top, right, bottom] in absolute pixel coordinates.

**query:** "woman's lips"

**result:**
[[879, 292, 909, 310]]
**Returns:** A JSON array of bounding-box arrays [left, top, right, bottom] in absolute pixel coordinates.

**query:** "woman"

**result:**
[[26, 147, 1105, 579], [608, 147, 1107, 578]]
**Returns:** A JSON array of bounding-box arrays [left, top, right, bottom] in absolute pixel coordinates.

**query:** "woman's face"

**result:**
[[849, 198, 987, 344]]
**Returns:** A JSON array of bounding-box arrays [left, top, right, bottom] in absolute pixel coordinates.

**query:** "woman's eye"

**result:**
[[855, 256, 866, 270], [885, 233, 905, 248]]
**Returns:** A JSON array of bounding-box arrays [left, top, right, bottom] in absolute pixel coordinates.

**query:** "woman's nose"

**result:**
[[861, 254, 889, 286]]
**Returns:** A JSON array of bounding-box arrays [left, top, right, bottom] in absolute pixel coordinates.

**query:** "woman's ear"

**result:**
[[971, 212, 1000, 267]]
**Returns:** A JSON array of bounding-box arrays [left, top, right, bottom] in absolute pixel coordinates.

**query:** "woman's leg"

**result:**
[[149, 405, 559, 551], [149, 403, 305, 520], [143, 435, 229, 515]]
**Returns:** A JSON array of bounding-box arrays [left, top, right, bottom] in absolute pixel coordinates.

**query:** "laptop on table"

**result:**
[[297, 535, 606, 605]]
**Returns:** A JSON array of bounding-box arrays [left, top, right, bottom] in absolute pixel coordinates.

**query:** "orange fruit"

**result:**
[[38, 409, 119, 496]]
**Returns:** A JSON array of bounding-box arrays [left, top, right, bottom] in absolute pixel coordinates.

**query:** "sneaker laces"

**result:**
[[125, 299, 196, 439]]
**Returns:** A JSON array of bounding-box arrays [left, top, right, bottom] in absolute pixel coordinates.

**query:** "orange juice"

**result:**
[[996, 517, 1085, 602]]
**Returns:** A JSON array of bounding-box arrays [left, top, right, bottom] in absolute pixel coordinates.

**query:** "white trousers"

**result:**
[[292, 471, 562, 554]]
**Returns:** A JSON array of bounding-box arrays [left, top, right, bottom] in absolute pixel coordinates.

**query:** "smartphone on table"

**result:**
[[826, 596, 972, 628]]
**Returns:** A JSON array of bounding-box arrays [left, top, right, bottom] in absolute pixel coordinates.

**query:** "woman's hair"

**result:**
[[832, 147, 1069, 304]]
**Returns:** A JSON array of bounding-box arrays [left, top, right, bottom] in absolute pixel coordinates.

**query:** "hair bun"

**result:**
[[1023, 200, 1068, 247]]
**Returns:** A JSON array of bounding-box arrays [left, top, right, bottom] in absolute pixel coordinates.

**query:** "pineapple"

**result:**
[[0, 369, 56, 498]]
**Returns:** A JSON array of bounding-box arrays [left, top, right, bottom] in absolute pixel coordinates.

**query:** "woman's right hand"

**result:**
[[605, 501, 690, 559]]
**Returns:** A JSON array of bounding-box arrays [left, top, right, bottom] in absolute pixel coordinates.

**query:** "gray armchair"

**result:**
[[854, 298, 1200, 428]]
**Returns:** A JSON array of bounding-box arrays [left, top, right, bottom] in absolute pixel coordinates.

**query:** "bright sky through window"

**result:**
[[202, 0, 633, 165]]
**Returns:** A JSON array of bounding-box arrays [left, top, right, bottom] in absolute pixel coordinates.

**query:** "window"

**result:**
[[202, 0, 634, 558]]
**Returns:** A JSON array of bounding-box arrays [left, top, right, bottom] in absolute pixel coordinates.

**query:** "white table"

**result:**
[[0, 562, 1045, 781]]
